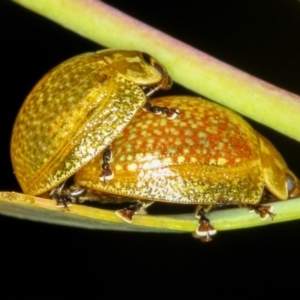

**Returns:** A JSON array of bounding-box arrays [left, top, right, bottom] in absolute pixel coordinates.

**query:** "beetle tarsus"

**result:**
[[195, 207, 216, 242], [100, 168, 114, 183], [115, 202, 144, 223], [144, 75, 172, 98], [50, 181, 71, 210], [165, 108, 180, 120], [100, 146, 114, 182], [248, 204, 275, 220], [143, 102, 180, 119], [56, 196, 71, 211]]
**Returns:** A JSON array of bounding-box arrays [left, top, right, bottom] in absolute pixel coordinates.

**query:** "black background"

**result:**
[[2, 0, 300, 295]]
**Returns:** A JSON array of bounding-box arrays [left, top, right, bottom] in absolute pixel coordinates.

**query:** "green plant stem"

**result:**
[[1, 192, 300, 233], [12, 0, 300, 141]]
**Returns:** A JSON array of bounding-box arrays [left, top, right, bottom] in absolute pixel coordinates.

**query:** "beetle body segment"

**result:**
[[11, 49, 171, 195], [75, 96, 298, 206]]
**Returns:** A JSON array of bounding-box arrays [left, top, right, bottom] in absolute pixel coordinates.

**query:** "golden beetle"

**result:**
[[11, 49, 177, 199], [71, 96, 300, 241]]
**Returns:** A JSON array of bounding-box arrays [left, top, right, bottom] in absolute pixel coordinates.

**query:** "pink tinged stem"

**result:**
[[13, 0, 300, 141]]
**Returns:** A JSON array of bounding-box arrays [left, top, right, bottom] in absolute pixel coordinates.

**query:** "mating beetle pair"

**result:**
[[10, 49, 300, 241]]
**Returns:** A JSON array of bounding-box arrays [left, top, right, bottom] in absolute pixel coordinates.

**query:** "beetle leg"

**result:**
[[144, 75, 172, 98], [100, 146, 114, 182], [60, 183, 87, 204], [194, 205, 216, 242], [143, 102, 180, 120], [116, 201, 153, 223], [50, 181, 71, 210], [67, 184, 86, 197], [248, 204, 275, 220]]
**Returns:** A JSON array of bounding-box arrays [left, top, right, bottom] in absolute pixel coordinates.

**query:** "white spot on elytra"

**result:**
[[177, 156, 185, 163], [127, 163, 137, 171], [217, 158, 227, 165], [115, 164, 122, 171]]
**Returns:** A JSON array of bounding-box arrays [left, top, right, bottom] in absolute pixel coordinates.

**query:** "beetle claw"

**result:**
[[55, 196, 72, 211], [193, 231, 213, 242], [248, 204, 275, 220], [50, 181, 71, 211]]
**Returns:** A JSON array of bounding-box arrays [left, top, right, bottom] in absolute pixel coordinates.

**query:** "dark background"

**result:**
[[2, 0, 300, 295]]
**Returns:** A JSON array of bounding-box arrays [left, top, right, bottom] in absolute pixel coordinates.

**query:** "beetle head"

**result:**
[[101, 50, 172, 90]]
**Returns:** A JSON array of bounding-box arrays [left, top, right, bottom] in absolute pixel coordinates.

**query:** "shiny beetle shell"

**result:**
[[11, 49, 171, 195], [75, 96, 299, 205]]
